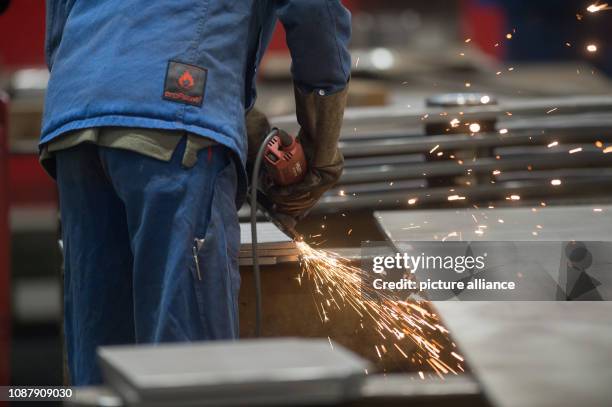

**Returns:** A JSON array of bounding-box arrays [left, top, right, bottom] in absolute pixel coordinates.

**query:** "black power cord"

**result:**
[[249, 128, 279, 337]]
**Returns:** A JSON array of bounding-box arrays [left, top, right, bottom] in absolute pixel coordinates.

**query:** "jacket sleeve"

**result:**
[[45, 0, 73, 70], [274, 0, 351, 95]]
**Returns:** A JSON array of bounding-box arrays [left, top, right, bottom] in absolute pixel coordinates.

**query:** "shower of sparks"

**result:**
[[296, 242, 463, 378], [587, 3, 611, 13]]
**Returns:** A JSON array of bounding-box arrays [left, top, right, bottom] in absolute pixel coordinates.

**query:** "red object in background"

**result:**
[[0, 0, 46, 68], [8, 155, 57, 206], [459, 0, 507, 60], [0, 93, 10, 387]]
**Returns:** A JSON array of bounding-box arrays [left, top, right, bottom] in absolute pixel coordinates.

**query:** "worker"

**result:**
[[40, 1, 351, 385]]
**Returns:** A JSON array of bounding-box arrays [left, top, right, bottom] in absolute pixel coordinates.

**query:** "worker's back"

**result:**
[[41, 0, 351, 166], [42, 0, 272, 164]]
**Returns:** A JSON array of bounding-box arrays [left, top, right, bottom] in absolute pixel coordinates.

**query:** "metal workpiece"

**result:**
[[97, 338, 370, 407], [339, 123, 612, 158], [354, 373, 488, 407], [273, 95, 612, 135], [67, 374, 489, 407], [266, 94, 612, 216], [434, 302, 612, 407], [426, 93, 499, 108], [374, 204, 612, 242], [238, 223, 299, 266], [374, 206, 612, 406], [340, 151, 612, 184], [318, 178, 612, 212]]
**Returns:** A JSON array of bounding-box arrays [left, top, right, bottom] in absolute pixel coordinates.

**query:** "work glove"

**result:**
[[246, 107, 272, 176], [266, 84, 348, 219]]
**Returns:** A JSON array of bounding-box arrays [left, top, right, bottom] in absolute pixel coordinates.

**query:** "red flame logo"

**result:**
[[177, 70, 195, 90]]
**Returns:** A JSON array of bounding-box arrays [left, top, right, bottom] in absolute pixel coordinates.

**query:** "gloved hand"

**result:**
[[245, 107, 272, 176], [266, 84, 348, 219]]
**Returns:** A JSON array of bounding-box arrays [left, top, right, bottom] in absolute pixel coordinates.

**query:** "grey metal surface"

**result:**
[[374, 204, 612, 242], [433, 302, 612, 407], [98, 338, 370, 407], [341, 151, 611, 184], [240, 222, 294, 247], [356, 373, 488, 407], [320, 179, 612, 212], [67, 386, 123, 407], [339, 124, 612, 157], [273, 95, 612, 135], [239, 223, 299, 265], [69, 374, 488, 407], [269, 95, 612, 215], [374, 206, 612, 407]]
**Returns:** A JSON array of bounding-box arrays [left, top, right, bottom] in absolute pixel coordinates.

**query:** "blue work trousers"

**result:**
[[55, 139, 240, 385]]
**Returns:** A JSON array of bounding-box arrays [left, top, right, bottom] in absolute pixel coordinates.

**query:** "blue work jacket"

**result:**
[[41, 0, 352, 166]]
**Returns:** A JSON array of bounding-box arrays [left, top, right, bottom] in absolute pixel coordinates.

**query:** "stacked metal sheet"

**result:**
[[270, 95, 612, 213], [239, 223, 298, 265]]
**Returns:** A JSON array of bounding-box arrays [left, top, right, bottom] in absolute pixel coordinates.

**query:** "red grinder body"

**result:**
[[263, 129, 307, 186]]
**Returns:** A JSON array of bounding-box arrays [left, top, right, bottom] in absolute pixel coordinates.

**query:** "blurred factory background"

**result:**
[[1, 0, 612, 392]]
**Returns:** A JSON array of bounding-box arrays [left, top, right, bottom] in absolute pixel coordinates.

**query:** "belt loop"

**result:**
[[207, 146, 212, 163]]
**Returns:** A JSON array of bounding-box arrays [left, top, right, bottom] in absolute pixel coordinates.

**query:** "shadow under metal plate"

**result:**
[[98, 338, 369, 407]]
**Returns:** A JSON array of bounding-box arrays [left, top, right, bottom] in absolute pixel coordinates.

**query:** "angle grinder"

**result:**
[[249, 128, 307, 336]]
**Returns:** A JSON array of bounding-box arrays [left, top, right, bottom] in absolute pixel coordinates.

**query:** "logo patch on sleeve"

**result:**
[[163, 61, 207, 107]]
